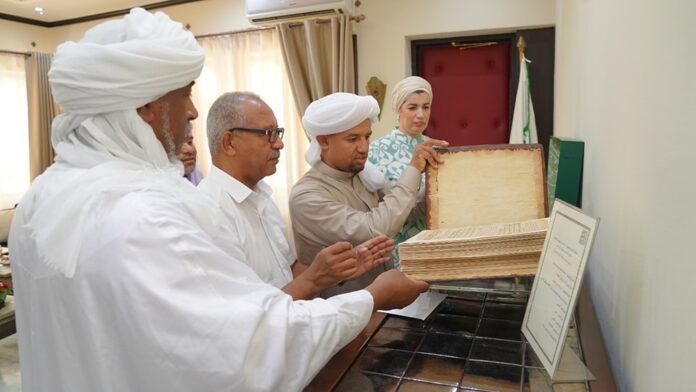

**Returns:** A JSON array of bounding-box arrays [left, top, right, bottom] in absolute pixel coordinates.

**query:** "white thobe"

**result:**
[[10, 175, 373, 392], [198, 165, 294, 288]]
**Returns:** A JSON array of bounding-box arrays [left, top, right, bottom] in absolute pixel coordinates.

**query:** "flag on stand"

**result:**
[[509, 56, 538, 144]]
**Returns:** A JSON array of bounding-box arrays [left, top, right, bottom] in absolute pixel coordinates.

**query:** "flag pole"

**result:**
[[516, 36, 527, 64]]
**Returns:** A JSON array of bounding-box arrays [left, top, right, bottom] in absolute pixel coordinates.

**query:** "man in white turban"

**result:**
[[290, 92, 448, 298], [10, 9, 427, 392]]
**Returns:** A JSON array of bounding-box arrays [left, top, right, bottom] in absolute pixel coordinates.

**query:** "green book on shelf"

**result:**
[[547, 137, 584, 213]]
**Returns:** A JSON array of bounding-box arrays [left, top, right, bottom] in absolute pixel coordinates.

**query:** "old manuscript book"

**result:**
[[401, 145, 548, 281], [425, 145, 547, 229], [400, 218, 548, 281]]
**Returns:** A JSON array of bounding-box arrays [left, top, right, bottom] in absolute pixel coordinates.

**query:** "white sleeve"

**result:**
[[91, 192, 374, 391]]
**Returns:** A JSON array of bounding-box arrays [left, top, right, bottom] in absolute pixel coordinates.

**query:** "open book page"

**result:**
[[409, 218, 549, 243], [426, 145, 547, 229]]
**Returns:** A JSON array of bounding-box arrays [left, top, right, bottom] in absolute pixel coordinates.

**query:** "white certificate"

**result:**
[[522, 200, 599, 379]]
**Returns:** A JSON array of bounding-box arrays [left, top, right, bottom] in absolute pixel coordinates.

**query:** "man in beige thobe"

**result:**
[[290, 92, 448, 297]]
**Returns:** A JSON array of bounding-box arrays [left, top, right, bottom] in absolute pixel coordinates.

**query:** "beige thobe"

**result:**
[[290, 160, 421, 297]]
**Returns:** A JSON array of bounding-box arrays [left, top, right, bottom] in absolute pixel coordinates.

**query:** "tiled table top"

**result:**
[[334, 289, 590, 392]]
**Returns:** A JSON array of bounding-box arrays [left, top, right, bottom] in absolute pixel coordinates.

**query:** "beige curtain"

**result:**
[[194, 29, 309, 223], [277, 15, 355, 118], [25, 52, 60, 180]]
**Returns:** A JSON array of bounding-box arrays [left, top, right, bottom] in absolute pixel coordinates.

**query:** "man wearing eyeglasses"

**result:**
[[199, 92, 396, 299]]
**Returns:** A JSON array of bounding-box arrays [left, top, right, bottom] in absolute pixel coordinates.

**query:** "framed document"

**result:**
[[521, 200, 599, 379]]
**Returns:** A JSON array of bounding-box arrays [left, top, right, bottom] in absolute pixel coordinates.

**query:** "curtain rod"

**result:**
[[288, 13, 365, 28], [195, 14, 365, 39], [0, 49, 31, 56], [195, 26, 273, 39]]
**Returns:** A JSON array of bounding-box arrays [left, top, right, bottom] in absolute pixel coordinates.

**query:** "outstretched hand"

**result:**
[[348, 234, 395, 280], [366, 269, 429, 311], [302, 241, 360, 291], [282, 242, 359, 300], [284, 234, 397, 300], [299, 235, 394, 294], [409, 139, 448, 172]]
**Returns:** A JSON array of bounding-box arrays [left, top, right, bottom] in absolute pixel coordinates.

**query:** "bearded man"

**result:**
[[289, 92, 447, 298]]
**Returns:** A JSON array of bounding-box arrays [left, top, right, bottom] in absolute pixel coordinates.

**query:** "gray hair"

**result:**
[[206, 91, 263, 155]]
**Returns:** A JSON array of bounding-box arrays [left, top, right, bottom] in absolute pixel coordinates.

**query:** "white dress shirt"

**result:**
[[199, 165, 294, 288]]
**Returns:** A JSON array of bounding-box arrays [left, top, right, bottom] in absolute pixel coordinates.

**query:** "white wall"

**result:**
[[555, 1, 696, 391], [355, 0, 555, 137]]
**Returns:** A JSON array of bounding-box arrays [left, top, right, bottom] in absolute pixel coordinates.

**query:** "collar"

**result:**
[[208, 165, 272, 203], [315, 160, 355, 181]]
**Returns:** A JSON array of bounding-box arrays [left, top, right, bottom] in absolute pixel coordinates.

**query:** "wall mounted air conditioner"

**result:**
[[246, 0, 355, 25]]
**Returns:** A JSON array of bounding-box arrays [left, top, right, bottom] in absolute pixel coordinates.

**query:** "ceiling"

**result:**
[[0, 0, 202, 26]]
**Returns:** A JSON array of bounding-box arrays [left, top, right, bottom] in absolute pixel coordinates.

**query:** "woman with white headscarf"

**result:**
[[368, 76, 434, 268]]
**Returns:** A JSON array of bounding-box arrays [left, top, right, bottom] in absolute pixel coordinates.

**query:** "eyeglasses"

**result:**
[[229, 127, 285, 144]]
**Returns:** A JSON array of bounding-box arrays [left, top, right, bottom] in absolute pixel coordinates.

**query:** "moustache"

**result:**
[[268, 152, 281, 161]]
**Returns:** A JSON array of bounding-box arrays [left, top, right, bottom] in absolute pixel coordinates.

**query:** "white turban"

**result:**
[[27, 8, 211, 277], [391, 76, 433, 113], [302, 93, 385, 191], [49, 7, 204, 116]]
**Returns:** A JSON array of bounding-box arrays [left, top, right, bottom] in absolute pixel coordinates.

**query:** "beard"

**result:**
[[159, 102, 176, 162], [347, 163, 365, 174], [159, 102, 192, 165], [346, 154, 367, 174]]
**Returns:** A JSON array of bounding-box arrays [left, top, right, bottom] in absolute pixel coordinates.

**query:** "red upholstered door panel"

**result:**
[[419, 43, 510, 146]]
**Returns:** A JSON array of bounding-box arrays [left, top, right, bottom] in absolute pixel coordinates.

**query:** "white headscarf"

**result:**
[[302, 93, 385, 191], [24, 8, 211, 277], [391, 76, 433, 113]]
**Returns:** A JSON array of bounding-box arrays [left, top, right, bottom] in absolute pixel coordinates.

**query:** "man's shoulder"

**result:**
[[197, 176, 221, 199], [108, 189, 191, 226], [197, 167, 223, 191], [291, 168, 323, 191]]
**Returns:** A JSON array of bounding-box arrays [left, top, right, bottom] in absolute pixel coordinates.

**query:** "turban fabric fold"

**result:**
[[49, 7, 204, 116], [302, 93, 385, 191]]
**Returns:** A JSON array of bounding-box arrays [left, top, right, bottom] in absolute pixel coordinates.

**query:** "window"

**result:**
[[0, 54, 29, 210]]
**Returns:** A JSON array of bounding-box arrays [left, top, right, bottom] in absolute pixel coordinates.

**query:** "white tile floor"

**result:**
[[0, 334, 20, 392]]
